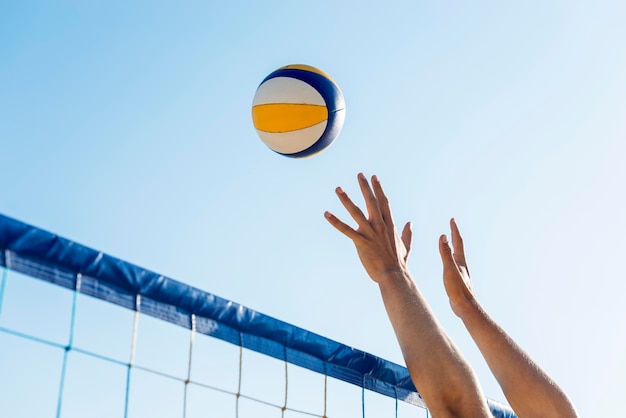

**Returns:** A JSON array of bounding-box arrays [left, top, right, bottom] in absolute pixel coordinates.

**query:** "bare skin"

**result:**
[[325, 173, 578, 418]]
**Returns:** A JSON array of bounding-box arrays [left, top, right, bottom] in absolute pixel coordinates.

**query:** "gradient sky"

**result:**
[[1, 1, 626, 417]]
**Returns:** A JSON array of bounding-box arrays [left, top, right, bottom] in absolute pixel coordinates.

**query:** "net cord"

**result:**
[[183, 314, 196, 418], [55, 273, 81, 418], [124, 295, 141, 418]]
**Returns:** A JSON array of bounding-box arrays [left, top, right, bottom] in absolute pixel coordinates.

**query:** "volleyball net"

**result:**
[[0, 214, 516, 417]]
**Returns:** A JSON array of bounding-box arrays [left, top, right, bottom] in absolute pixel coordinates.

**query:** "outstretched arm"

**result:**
[[324, 173, 491, 418], [439, 219, 579, 418]]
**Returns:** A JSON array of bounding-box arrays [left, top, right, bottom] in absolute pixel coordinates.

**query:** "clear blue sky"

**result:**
[[1, 1, 625, 417]]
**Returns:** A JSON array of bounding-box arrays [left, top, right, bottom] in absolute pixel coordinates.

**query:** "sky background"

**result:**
[[1, 1, 626, 417]]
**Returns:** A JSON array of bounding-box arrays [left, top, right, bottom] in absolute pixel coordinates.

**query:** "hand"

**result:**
[[438, 218, 478, 317], [324, 173, 412, 283]]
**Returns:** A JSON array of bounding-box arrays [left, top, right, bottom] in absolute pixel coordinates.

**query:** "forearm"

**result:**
[[378, 271, 491, 417], [459, 302, 578, 418]]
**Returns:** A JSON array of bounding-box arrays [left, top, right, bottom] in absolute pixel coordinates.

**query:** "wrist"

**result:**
[[376, 269, 412, 288], [454, 297, 483, 322]]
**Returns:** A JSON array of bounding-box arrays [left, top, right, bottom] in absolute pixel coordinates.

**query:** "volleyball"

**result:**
[[251, 64, 346, 158]]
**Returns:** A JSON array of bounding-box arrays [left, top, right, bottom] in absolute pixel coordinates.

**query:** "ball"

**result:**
[[251, 64, 346, 158]]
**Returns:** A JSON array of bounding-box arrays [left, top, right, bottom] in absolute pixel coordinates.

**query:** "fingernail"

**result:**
[[336, 186, 345, 194], [372, 175, 379, 183], [442, 235, 448, 244], [324, 211, 332, 219]]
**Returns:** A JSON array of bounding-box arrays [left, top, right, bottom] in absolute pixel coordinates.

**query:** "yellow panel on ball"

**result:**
[[252, 103, 328, 133], [251, 64, 346, 158]]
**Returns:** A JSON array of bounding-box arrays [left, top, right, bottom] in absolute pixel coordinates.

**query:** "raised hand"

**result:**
[[324, 173, 412, 283], [440, 222, 579, 418], [438, 218, 478, 317]]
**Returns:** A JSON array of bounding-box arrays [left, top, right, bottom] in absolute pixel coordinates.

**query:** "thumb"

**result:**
[[401, 222, 412, 259]]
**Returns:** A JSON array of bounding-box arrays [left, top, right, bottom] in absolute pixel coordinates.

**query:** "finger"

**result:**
[[371, 175, 398, 249], [357, 173, 383, 223], [401, 222, 412, 259], [371, 175, 395, 229], [335, 186, 368, 225], [324, 211, 360, 240], [450, 218, 468, 269]]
